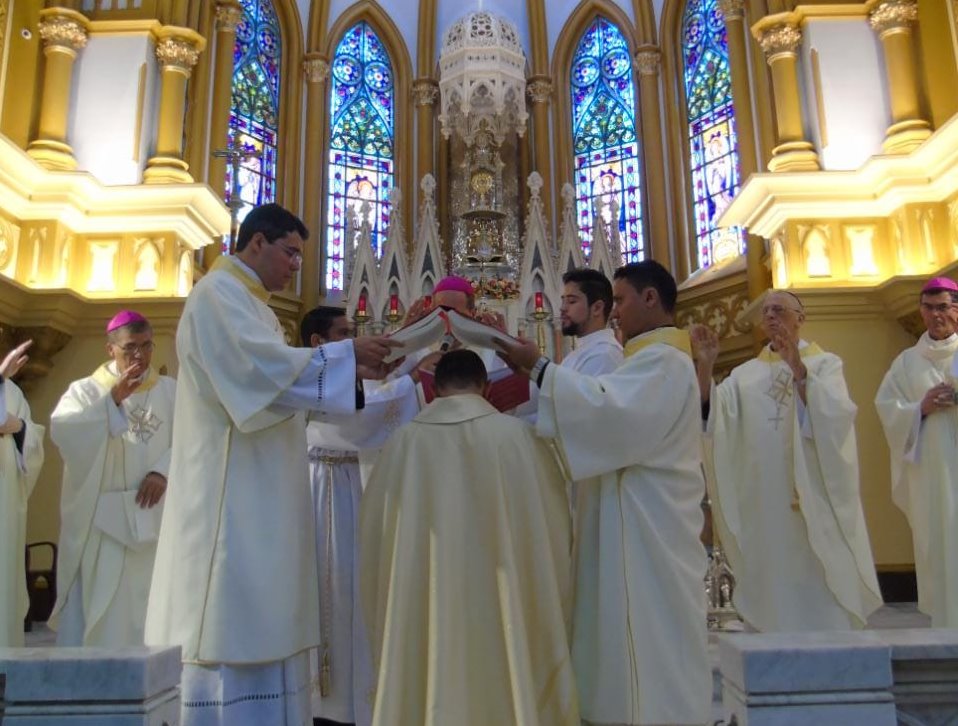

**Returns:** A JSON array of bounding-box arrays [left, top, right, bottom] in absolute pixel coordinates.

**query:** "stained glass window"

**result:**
[[325, 22, 395, 291], [228, 0, 281, 228], [571, 17, 643, 263], [682, 0, 746, 269]]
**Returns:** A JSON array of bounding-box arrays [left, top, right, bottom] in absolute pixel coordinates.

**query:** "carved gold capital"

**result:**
[[758, 23, 801, 59], [303, 55, 330, 84], [411, 78, 439, 106], [634, 47, 661, 76], [38, 8, 89, 52], [869, 0, 918, 36], [718, 0, 746, 21], [526, 77, 553, 104], [215, 1, 243, 33], [156, 37, 201, 70]]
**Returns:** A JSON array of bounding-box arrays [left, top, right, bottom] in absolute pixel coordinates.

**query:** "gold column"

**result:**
[[412, 79, 438, 181], [755, 22, 820, 172], [26, 8, 89, 171], [720, 0, 767, 301], [527, 76, 554, 225], [634, 47, 670, 270], [301, 53, 330, 310], [143, 27, 205, 184], [869, 0, 931, 154], [202, 0, 242, 271], [207, 0, 242, 193]]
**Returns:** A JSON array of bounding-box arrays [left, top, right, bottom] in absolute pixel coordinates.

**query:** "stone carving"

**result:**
[[303, 56, 330, 84], [155, 37, 201, 71], [633, 49, 661, 76], [215, 2, 243, 33], [869, 0, 918, 36], [39, 14, 88, 51], [757, 24, 802, 58]]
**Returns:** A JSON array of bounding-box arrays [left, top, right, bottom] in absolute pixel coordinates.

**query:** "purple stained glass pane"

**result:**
[[326, 22, 396, 290], [571, 18, 644, 260]]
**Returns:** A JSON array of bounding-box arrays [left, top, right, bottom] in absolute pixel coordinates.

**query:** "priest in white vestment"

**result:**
[[360, 349, 578, 726], [144, 204, 397, 726], [0, 341, 44, 647], [692, 290, 882, 633], [49, 311, 174, 647], [299, 306, 419, 726], [876, 276, 958, 626], [498, 260, 711, 726]]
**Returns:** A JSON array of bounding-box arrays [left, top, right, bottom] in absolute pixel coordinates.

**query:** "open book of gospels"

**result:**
[[385, 308, 530, 412], [384, 308, 516, 363]]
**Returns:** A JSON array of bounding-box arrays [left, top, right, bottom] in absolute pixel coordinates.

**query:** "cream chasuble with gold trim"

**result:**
[[537, 327, 711, 726], [706, 342, 881, 632]]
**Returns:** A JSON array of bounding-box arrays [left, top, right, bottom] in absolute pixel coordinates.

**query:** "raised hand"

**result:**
[[136, 471, 167, 509], [353, 335, 403, 374], [476, 310, 507, 332], [494, 336, 541, 376], [771, 331, 804, 379], [111, 361, 146, 405], [0, 339, 33, 379], [402, 297, 430, 326], [689, 324, 719, 367]]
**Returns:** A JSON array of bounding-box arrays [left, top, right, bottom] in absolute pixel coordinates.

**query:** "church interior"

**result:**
[[2, 0, 958, 707]]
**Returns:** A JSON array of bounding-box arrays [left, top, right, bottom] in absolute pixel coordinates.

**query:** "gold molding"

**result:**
[[86, 19, 164, 38], [755, 22, 802, 58], [133, 62, 147, 162], [810, 48, 828, 149], [868, 0, 918, 37], [37, 8, 90, 51]]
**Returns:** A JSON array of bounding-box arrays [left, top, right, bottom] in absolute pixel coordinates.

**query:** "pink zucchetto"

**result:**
[[106, 310, 148, 333], [921, 277, 958, 294], [433, 276, 475, 296]]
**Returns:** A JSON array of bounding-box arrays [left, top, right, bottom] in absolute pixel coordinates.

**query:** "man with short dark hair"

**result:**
[[876, 276, 958, 626], [497, 260, 711, 726], [50, 310, 175, 647], [300, 305, 418, 726], [360, 349, 578, 726], [145, 203, 399, 726], [559, 268, 622, 376], [692, 289, 881, 633]]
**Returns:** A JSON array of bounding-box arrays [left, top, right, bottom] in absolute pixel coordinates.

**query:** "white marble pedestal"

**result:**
[[718, 632, 896, 726], [0, 646, 181, 725]]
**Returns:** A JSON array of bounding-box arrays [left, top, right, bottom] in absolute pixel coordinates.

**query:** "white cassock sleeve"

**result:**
[[308, 374, 419, 450], [875, 361, 923, 471], [273, 342, 359, 413], [537, 346, 692, 481]]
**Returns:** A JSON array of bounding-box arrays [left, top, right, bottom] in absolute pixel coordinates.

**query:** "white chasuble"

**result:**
[[536, 327, 711, 726], [708, 343, 882, 632], [306, 374, 418, 725], [49, 363, 175, 646], [145, 255, 356, 668], [0, 379, 44, 647], [876, 332, 958, 626], [360, 394, 579, 726]]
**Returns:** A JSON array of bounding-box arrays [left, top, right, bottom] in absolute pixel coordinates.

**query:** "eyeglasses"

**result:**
[[116, 341, 154, 356], [761, 304, 803, 317], [274, 242, 303, 264]]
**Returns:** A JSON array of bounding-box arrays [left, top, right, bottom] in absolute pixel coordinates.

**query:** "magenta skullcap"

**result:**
[[921, 276, 958, 294], [106, 310, 148, 333], [433, 276, 475, 296]]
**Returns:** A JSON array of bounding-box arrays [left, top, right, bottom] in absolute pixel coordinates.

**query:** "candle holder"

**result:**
[[532, 308, 550, 355], [385, 310, 403, 332], [354, 311, 369, 337]]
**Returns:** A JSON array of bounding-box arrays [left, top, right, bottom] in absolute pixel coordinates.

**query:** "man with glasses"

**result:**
[[691, 290, 881, 632], [49, 310, 175, 647], [144, 203, 398, 726], [876, 276, 958, 626]]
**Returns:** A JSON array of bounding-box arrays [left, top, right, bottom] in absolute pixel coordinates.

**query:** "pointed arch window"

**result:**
[[228, 0, 281, 223], [571, 17, 643, 262], [325, 22, 395, 291], [682, 0, 746, 269]]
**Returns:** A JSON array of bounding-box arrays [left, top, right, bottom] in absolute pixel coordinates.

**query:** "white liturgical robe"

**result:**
[[145, 256, 358, 726], [0, 379, 44, 647], [536, 327, 711, 726], [707, 342, 882, 632], [306, 374, 418, 725], [876, 332, 958, 626], [360, 394, 579, 726], [50, 363, 175, 647]]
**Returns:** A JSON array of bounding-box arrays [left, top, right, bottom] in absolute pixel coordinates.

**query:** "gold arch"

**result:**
[[320, 1, 414, 287], [268, 0, 305, 213], [551, 0, 646, 261]]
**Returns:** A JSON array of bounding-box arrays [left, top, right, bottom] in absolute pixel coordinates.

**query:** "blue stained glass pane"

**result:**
[[570, 18, 644, 261], [326, 22, 395, 290], [227, 0, 281, 225], [682, 0, 746, 269]]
